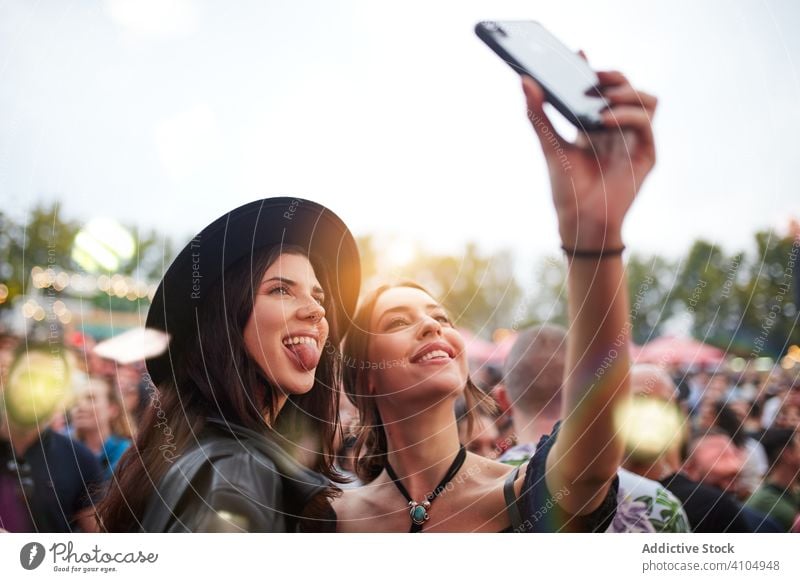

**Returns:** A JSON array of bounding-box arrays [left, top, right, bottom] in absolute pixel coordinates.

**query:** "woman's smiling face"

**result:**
[[243, 253, 329, 404], [366, 286, 468, 403]]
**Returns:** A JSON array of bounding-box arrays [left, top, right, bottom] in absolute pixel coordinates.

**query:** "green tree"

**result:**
[[0, 203, 79, 310], [668, 232, 799, 357], [119, 226, 178, 281], [671, 240, 737, 345], [521, 255, 568, 329], [626, 254, 681, 345], [408, 243, 522, 336], [730, 230, 800, 357]]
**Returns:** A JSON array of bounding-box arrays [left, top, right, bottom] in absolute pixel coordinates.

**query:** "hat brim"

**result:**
[[145, 197, 360, 386]]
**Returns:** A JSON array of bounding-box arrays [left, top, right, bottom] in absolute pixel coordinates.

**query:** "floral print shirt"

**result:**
[[499, 444, 690, 532]]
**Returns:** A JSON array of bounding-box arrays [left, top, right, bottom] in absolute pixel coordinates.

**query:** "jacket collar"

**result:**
[[204, 417, 330, 513]]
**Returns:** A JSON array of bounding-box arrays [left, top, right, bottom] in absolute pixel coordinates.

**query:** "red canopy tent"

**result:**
[[458, 329, 518, 366], [491, 332, 519, 365], [458, 329, 495, 363], [633, 335, 726, 367]]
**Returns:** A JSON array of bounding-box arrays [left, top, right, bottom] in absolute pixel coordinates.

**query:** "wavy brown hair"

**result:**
[[97, 245, 344, 531], [342, 281, 495, 483]]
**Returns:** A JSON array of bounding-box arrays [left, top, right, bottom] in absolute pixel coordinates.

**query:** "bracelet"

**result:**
[[561, 245, 626, 259]]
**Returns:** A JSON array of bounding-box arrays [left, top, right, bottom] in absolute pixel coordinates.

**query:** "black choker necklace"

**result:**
[[384, 445, 467, 533]]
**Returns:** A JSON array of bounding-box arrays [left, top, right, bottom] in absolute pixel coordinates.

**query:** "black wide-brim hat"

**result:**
[[145, 197, 360, 386]]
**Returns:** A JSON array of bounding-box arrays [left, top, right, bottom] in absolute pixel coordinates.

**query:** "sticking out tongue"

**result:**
[[285, 342, 321, 371]]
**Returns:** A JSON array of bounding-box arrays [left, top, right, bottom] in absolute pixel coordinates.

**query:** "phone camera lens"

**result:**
[[483, 21, 506, 36]]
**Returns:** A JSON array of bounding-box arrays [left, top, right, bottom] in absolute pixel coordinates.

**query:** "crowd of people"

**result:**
[[455, 326, 800, 532], [0, 331, 148, 532], [2, 321, 798, 533], [1, 60, 797, 534]]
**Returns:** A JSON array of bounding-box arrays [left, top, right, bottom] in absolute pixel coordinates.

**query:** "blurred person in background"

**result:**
[[695, 397, 717, 432], [709, 401, 768, 499], [626, 366, 778, 532], [672, 370, 692, 405], [468, 363, 514, 453], [73, 334, 116, 379], [0, 331, 19, 381], [694, 375, 739, 432], [708, 373, 732, 400], [746, 428, 800, 531], [730, 370, 759, 403], [70, 375, 133, 480], [762, 380, 791, 429], [477, 364, 515, 451], [455, 398, 501, 459], [497, 328, 690, 533], [681, 432, 781, 532], [113, 363, 148, 433], [691, 374, 735, 432], [684, 433, 745, 495], [774, 398, 800, 431], [471, 363, 503, 394], [0, 345, 103, 532], [729, 398, 764, 437], [685, 371, 710, 414]]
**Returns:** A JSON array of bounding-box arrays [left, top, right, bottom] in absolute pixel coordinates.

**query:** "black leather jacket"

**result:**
[[140, 418, 332, 532]]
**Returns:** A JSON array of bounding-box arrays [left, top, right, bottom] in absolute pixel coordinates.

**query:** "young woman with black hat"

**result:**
[[334, 66, 658, 532], [97, 198, 360, 532]]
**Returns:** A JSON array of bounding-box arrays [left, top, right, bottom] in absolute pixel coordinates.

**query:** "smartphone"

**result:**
[[475, 20, 605, 131]]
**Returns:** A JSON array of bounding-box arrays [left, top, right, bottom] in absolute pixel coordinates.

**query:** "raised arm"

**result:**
[[522, 64, 658, 516]]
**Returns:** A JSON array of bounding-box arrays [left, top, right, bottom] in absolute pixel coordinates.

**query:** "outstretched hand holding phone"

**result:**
[[513, 60, 661, 518], [521, 60, 658, 251], [476, 19, 660, 519], [522, 59, 659, 517]]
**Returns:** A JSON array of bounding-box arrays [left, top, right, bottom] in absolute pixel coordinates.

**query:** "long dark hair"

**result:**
[[97, 245, 343, 531], [342, 281, 495, 483]]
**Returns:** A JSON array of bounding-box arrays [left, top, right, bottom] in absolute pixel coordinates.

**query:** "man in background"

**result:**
[[496, 324, 690, 533]]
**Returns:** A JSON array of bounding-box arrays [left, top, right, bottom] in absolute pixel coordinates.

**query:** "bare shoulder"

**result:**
[[331, 486, 369, 522], [465, 454, 530, 498], [464, 453, 519, 483], [332, 482, 404, 533]]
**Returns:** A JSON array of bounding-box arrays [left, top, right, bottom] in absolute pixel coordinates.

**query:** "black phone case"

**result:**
[[475, 21, 604, 132]]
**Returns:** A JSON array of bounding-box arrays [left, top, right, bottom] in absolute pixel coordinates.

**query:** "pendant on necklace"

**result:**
[[408, 500, 431, 525]]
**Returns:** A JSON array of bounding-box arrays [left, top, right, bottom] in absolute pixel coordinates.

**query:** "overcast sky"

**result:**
[[2, 0, 799, 282]]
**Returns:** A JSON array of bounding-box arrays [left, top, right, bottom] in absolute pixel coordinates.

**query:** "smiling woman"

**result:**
[[336, 282, 504, 532], [96, 198, 361, 532], [334, 59, 658, 533], [363, 284, 490, 418]]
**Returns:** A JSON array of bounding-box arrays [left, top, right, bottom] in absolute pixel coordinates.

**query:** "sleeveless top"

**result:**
[[502, 421, 619, 533]]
